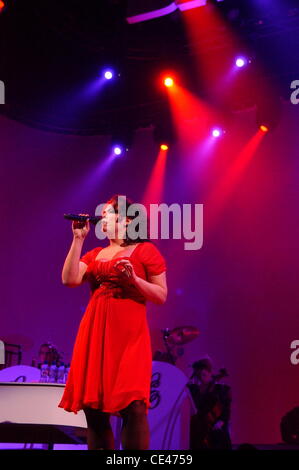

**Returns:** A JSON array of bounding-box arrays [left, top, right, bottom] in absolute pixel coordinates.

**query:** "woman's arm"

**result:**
[[113, 258, 167, 304], [133, 272, 168, 305], [62, 215, 90, 287], [62, 238, 88, 287]]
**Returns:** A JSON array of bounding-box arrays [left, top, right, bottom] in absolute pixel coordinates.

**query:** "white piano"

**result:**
[[0, 363, 193, 450]]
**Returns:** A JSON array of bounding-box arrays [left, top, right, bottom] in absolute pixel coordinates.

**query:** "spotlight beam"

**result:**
[[142, 148, 168, 208], [206, 129, 266, 233]]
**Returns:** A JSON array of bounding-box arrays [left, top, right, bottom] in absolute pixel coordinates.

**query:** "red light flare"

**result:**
[[160, 144, 169, 151], [205, 128, 266, 233], [164, 77, 174, 88]]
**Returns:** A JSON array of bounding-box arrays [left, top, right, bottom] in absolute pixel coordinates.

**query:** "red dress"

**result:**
[[58, 241, 166, 416]]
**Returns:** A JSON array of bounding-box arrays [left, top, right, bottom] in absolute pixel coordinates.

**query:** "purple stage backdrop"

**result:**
[[1, 102, 299, 445]]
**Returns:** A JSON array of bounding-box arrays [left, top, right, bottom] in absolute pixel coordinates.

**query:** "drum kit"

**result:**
[[153, 325, 200, 365]]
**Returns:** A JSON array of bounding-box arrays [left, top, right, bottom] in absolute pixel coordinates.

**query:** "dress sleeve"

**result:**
[[139, 242, 167, 278], [80, 248, 98, 266]]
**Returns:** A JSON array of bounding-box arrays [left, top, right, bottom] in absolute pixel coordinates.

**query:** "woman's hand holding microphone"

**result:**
[[62, 214, 90, 286], [72, 214, 90, 241]]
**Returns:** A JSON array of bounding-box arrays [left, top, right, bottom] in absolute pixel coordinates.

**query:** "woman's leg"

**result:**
[[83, 407, 115, 450], [119, 400, 150, 450]]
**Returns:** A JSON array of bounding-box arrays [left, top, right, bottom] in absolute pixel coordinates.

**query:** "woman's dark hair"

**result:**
[[105, 194, 150, 246]]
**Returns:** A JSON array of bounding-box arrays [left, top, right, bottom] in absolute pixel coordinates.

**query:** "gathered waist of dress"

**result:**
[[99, 279, 124, 288], [90, 279, 147, 304]]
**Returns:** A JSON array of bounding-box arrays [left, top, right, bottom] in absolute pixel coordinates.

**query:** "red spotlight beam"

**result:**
[[165, 82, 218, 158], [181, 5, 240, 89], [142, 147, 168, 209], [206, 128, 266, 233], [162, 80, 224, 192]]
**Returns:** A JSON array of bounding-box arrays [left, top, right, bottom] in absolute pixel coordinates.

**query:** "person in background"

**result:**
[[33, 342, 62, 368], [187, 358, 232, 449]]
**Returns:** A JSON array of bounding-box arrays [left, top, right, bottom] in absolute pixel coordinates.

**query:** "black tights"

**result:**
[[83, 400, 149, 450], [83, 407, 114, 450]]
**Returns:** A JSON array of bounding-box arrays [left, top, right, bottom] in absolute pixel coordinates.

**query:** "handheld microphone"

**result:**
[[64, 214, 103, 225]]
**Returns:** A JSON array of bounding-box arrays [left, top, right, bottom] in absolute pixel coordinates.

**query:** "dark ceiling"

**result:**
[[0, 0, 299, 135]]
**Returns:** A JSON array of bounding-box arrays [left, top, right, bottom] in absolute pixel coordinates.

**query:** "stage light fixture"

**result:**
[[256, 95, 282, 134], [235, 57, 247, 68], [113, 145, 123, 156], [160, 144, 169, 151], [164, 77, 174, 88], [111, 127, 134, 156], [212, 127, 224, 138], [104, 70, 114, 80], [153, 116, 176, 150]]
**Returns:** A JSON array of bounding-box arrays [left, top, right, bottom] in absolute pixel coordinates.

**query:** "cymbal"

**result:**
[[167, 326, 200, 345]]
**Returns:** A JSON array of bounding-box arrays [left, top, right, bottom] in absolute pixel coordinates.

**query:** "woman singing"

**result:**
[[58, 195, 168, 450]]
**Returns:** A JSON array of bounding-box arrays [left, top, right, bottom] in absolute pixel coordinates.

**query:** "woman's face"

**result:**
[[101, 203, 128, 238]]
